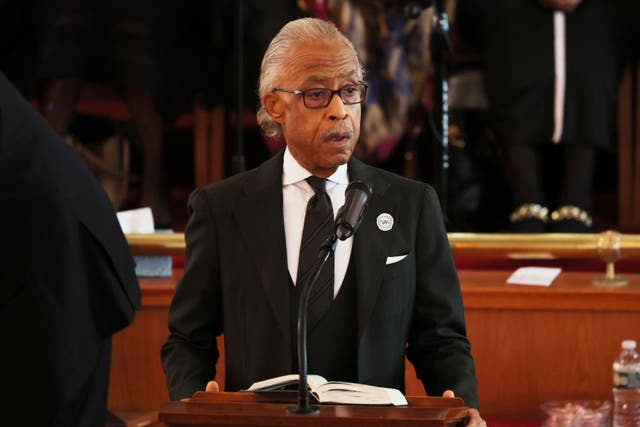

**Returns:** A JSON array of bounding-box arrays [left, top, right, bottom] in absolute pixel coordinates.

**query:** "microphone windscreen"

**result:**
[[335, 181, 372, 240]]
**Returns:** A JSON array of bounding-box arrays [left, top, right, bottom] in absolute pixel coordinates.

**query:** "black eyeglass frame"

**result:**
[[272, 83, 368, 109]]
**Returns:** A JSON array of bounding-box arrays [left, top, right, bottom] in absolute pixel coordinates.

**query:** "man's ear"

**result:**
[[263, 93, 285, 125]]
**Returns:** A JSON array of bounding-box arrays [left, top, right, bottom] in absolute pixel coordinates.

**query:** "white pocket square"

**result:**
[[385, 254, 408, 265]]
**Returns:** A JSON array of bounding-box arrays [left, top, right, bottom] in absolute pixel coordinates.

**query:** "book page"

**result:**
[[246, 375, 407, 406], [314, 382, 408, 406], [247, 374, 327, 391]]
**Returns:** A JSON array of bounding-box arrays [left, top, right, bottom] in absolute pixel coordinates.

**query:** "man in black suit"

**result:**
[[0, 72, 140, 426], [162, 17, 483, 424]]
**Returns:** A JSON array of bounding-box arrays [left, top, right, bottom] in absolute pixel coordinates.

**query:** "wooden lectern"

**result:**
[[159, 391, 469, 426]]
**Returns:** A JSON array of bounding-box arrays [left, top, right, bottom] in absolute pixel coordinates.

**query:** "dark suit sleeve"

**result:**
[[0, 190, 134, 426], [406, 186, 479, 408], [161, 188, 223, 400]]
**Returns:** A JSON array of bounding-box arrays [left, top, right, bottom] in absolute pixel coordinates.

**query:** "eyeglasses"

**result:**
[[272, 83, 368, 109]]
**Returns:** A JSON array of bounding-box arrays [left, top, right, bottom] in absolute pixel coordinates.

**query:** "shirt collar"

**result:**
[[282, 146, 349, 186]]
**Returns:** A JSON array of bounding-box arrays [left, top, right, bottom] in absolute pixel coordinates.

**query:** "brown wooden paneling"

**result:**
[[467, 308, 640, 419], [110, 270, 640, 420], [108, 306, 170, 411], [460, 270, 640, 419], [193, 103, 226, 188], [108, 270, 225, 412], [459, 270, 640, 311]]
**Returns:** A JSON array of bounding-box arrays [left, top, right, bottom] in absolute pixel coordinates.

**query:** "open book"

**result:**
[[246, 374, 408, 406]]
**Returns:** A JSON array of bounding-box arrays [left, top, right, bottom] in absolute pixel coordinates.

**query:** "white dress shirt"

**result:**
[[282, 147, 352, 298]]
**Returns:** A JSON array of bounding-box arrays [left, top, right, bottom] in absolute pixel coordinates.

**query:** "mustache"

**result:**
[[320, 127, 354, 140]]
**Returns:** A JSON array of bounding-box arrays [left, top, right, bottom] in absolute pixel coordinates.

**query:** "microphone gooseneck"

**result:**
[[288, 180, 371, 415]]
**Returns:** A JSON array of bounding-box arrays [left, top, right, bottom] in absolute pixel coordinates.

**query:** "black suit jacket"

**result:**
[[162, 151, 478, 408], [0, 73, 140, 426]]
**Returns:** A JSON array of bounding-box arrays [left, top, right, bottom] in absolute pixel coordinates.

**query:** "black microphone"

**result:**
[[335, 181, 372, 240], [288, 180, 372, 415]]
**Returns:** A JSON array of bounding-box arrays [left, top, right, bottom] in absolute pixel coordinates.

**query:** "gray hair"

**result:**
[[257, 18, 364, 138]]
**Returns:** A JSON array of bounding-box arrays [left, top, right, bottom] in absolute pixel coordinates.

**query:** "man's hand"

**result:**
[[442, 390, 486, 427], [205, 380, 220, 392], [539, 0, 582, 12]]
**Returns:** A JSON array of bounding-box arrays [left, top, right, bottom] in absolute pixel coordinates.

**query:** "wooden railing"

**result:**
[[447, 232, 640, 259], [126, 231, 640, 260]]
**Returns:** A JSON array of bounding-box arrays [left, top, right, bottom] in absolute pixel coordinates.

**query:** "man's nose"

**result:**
[[327, 93, 348, 121]]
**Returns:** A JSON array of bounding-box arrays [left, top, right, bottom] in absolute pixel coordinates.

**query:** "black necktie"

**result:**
[[297, 176, 334, 328]]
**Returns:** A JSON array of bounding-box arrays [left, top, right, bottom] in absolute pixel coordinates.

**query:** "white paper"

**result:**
[[117, 207, 155, 234], [506, 267, 562, 287]]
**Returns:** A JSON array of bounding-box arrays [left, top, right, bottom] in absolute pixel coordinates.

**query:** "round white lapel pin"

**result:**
[[376, 213, 394, 231]]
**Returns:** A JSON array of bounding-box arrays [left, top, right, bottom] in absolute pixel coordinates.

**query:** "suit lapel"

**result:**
[[232, 152, 291, 338], [348, 158, 395, 340]]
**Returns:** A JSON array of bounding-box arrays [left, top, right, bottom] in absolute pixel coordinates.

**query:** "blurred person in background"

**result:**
[[36, 0, 173, 226], [457, 0, 637, 232]]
